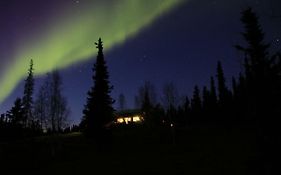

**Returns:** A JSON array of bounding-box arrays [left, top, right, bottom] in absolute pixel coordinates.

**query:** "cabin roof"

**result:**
[[114, 109, 143, 117]]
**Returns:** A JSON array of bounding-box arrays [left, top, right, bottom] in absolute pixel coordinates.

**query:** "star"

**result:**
[[274, 38, 280, 46]]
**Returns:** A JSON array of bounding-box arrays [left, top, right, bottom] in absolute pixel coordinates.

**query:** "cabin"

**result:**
[[114, 109, 144, 124]]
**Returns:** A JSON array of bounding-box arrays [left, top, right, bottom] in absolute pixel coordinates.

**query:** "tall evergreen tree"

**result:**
[[236, 8, 270, 80], [236, 8, 273, 119], [191, 86, 202, 121], [141, 86, 154, 126], [202, 86, 210, 110], [22, 59, 34, 127], [209, 76, 218, 116], [142, 87, 152, 113], [209, 76, 217, 105], [216, 61, 229, 106], [235, 9, 271, 121], [183, 96, 190, 114], [82, 38, 114, 140], [182, 96, 190, 126], [231, 77, 237, 99], [5, 98, 24, 137], [202, 86, 212, 123], [236, 8, 281, 173]]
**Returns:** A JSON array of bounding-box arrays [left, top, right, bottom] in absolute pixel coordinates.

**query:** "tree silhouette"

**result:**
[[5, 98, 24, 137], [33, 72, 70, 133], [136, 81, 157, 108], [82, 38, 114, 142], [209, 76, 218, 121], [182, 96, 190, 126], [209, 76, 217, 106], [236, 8, 273, 120], [183, 96, 190, 114], [191, 85, 201, 125], [235, 8, 271, 120], [141, 85, 153, 125], [6, 98, 24, 126], [22, 59, 34, 128], [134, 95, 141, 109], [216, 61, 233, 124], [235, 8, 281, 173], [162, 82, 179, 110], [202, 86, 211, 123], [216, 61, 230, 107], [34, 81, 49, 130], [49, 71, 69, 132], [236, 8, 270, 79]]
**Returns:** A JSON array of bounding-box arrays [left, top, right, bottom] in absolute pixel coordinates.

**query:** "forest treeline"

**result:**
[[125, 8, 281, 173], [0, 8, 280, 150], [0, 61, 75, 139], [123, 8, 281, 134]]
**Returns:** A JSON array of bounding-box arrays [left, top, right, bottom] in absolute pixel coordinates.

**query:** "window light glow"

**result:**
[[133, 116, 141, 122], [117, 118, 124, 123], [116, 115, 143, 124]]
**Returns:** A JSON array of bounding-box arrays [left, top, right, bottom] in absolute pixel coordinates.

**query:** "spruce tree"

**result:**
[[142, 87, 154, 126], [209, 76, 217, 105], [236, 8, 272, 119], [236, 9, 281, 173], [202, 86, 210, 111], [209, 76, 218, 115], [202, 86, 211, 123], [5, 98, 24, 137], [191, 85, 201, 115], [236, 7, 270, 79], [216, 61, 231, 108], [82, 38, 114, 140], [142, 87, 152, 113], [22, 59, 34, 127], [183, 96, 190, 126], [183, 96, 190, 114], [6, 98, 24, 126], [231, 77, 237, 98], [235, 9, 270, 120]]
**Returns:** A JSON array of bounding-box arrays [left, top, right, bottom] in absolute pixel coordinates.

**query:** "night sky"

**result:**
[[0, 0, 280, 124]]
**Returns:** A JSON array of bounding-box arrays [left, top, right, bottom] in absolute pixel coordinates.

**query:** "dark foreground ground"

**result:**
[[0, 126, 260, 175]]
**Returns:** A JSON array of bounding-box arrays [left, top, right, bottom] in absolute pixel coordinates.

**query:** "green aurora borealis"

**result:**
[[0, 0, 184, 104]]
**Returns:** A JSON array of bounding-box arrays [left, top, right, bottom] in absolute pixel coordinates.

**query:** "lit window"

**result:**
[[124, 117, 131, 124], [117, 118, 124, 123], [116, 114, 144, 124], [133, 116, 141, 122]]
